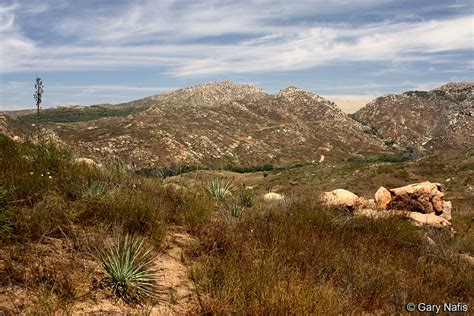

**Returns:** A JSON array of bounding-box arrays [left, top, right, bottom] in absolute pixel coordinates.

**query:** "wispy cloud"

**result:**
[[0, 81, 179, 110], [1, 1, 472, 76], [0, 0, 472, 109]]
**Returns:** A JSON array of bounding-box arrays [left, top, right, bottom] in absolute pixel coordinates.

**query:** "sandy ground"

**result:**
[[0, 228, 199, 315]]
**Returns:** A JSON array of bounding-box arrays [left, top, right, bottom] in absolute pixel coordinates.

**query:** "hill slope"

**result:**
[[352, 82, 474, 153], [2, 81, 391, 166]]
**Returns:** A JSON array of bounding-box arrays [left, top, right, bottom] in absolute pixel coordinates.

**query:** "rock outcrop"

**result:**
[[353, 81, 474, 153], [75, 157, 102, 168], [405, 212, 451, 228], [374, 186, 391, 209], [388, 181, 446, 215], [322, 181, 454, 228], [321, 189, 362, 209]]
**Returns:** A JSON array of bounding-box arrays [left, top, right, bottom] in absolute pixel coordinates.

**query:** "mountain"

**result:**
[[1, 81, 391, 166], [352, 82, 474, 153]]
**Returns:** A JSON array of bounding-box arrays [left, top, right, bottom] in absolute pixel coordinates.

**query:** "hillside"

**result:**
[[1, 81, 391, 166], [0, 134, 472, 314], [352, 82, 474, 153]]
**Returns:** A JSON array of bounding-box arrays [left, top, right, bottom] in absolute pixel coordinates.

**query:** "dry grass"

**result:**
[[0, 135, 187, 311], [187, 197, 473, 314], [0, 134, 472, 313]]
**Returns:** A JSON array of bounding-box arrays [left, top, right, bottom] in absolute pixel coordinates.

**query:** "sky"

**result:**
[[0, 0, 473, 112]]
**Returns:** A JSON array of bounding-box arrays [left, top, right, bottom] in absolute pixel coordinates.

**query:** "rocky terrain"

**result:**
[[1, 81, 391, 166], [2, 81, 473, 166], [352, 82, 474, 153]]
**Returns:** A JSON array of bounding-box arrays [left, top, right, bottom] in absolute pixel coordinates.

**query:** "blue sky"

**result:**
[[0, 0, 473, 112]]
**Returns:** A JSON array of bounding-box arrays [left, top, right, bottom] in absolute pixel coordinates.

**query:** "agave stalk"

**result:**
[[33, 77, 44, 141]]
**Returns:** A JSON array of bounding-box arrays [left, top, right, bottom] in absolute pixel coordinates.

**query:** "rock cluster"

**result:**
[[322, 181, 453, 227], [386, 182, 452, 220]]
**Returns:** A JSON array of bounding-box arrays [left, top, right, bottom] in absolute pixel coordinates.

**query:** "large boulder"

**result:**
[[374, 186, 391, 209], [322, 189, 362, 209], [163, 183, 185, 193], [75, 157, 102, 168], [458, 254, 474, 266], [388, 181, 444, 214], [406, 212, 451, 228], [355, 209, 452, 228], [263, 192, 284, 202], [440, 201, 452, 221]]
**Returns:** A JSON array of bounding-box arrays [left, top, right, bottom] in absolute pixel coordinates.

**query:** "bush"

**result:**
[[98, 185, 165, 242], [178, 194, 214, 230], [0, 189, 16, 243], [98, 234, 158, 303], [29, 193, 77, 239], [17, 105, 147, 123], [237, 187, 254, 207]]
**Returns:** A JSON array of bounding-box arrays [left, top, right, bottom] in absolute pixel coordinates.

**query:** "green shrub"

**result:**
[[17, 105, 147, 123], [83, 181, 108, 200], [29, 193, 76, 238], [0, 189, 16, 243], [238, 187, 254, 207], [180, 194, 213, 229], [98, 234, 158, 303], [98, 186, 165, 242]]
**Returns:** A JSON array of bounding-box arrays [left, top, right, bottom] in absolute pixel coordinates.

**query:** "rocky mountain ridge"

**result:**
[[352, 82, 473, 152], [2, 81, 472, 166], [1, 81, 390, 166]]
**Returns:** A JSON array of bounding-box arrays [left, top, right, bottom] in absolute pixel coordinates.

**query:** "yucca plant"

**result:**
[[206, 178, 234, 200], [230, 204, 243, 218], [98, 234, 158, 303], [87, 181, 107, 199], [238, 186, 254, 207]]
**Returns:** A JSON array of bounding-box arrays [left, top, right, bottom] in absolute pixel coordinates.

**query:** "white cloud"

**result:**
[[0, 0, 472, 78]]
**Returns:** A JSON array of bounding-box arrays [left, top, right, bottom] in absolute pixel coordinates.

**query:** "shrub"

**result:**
[[29, 193, 76, 239], [0, 189, 16, 243], [83, 181, 108, 200], [98, 234, 158, 303], [238, 187, 254, 207], [178, 194, 214, 230], [98, 185, 165, 243]]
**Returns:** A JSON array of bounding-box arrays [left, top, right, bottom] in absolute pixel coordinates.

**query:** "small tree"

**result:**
[[33, 77, 44, 140]]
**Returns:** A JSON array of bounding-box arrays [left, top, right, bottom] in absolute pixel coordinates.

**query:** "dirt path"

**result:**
[[152, 227, 199, 315]]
